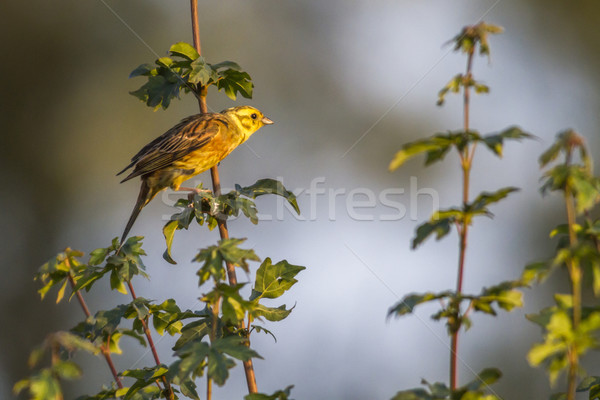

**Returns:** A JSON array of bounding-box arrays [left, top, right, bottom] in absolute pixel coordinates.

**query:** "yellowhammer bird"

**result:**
[[117, 105, 273, 245]]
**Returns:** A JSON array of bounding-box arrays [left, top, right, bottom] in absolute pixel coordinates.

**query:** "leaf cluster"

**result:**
[[130, 42, 253, 110], [391, 368, 502, 400], [539, 130, 600, 215], [525, 131, 600, 396], [14, 332, 98, 400], [527, 295, 600, 385], [389, 127, 532, 172], [389, 279, 526, 334], [163, 179, 299, 264]]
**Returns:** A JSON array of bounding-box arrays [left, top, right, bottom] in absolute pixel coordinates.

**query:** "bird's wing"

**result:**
[[118, 114, 228, 182]]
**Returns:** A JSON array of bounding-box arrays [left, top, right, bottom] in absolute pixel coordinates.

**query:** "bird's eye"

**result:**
[[251, 113, 257, 120]]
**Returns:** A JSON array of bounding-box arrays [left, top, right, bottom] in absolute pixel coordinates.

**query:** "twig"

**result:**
[[564, 148, 581, 400], [126, 281, 175, 400], [65, 264, 124, 390], [451, 47, 475, 392], [207, 297, 221, 400], [189, 0, 259, 393]]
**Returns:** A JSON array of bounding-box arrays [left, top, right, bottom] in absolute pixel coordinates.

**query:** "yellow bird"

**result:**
[[117, 105, 273, 245]]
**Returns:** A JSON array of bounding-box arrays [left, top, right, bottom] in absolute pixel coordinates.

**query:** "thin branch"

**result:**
[[207, 297, 221, 400], [127, 281, 175, 400], [564, 148, 581, 400], [451, 47, 475, 392], [65, 266, 124, 389], [189, 0, 259, 393]]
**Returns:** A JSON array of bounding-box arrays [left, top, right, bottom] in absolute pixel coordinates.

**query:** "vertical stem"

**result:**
[[127, 281, 175, 400], [189, 0, 258, 393], [207, 297, 220, 400], [451, 48, 475, 392], [564, 149, 581, 400], [65, 264, 124, 389]]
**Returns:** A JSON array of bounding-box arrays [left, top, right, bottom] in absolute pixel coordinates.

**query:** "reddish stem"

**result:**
[[189, 0, 258, 393], [127, 281, 174, 400], [66, 272, 123, 389], [451, 47, 475, 392]]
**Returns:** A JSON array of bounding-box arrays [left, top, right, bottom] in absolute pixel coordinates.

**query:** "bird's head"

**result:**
[[222, 106, 274, 140]]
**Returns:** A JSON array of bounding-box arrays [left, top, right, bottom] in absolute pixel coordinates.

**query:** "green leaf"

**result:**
[[189, 56, 216, 86], [389, 134, 458, 171], [208, 283, 253, 324], [236, 179, 300, 215], [539, 130, 579, 168], [577, 376, 600, 392], [122, 365, 168, 399], [473, 280, 526, 315], [162, 205, 195, 264], [251, 258, 305, 300], [162, 220, 178, 265], [36, 249, 85, 302], [130, 72, 182, 111], [53, 361, 82, 380], [464, 368, 502, 391], [549, 393, 567, 400], [389, 291, 452, 317], [212, 61, 242, 71], [207, 349, 235, 386], [481, 126, 534, 157], [129, 63, 155, 78], [245, 386, 295, 400], [391, 388, 432, 400], [412, 211, 460, 249], [173, 319, 209, 350], [194, 238, 260, 284], [169, 42, 200, 61], [216, 69, 253, 100], [522, 260, 554, 284], [212, 336, 262, 362], [170, 341, 210, 382], [251, 304, 293, 322], [469, 187, 519, 213], [250, 324, 277, 342], [14, 369, 63, 400]]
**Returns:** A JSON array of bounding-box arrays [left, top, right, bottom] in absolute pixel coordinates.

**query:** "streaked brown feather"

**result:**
[[117, 114, 229, 182]]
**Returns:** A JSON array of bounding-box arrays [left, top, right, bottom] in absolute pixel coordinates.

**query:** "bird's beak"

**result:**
[[262, 116, 274, 125]]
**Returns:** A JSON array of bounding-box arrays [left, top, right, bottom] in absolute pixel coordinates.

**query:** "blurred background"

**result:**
[[2, 0, 600, 399]]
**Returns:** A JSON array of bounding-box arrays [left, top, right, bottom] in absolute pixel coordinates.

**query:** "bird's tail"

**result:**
[[119, 181, 155, 250]]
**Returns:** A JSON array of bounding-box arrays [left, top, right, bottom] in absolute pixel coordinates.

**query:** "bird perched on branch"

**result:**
[[117, 105, 273, 245]]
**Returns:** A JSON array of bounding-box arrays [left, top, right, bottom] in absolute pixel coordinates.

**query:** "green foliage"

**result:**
[[577, 377, 600, 400], [539, 130, 600, 215], [389, 128, 532, 171], [412, 187, 520, 248], [245, 385, 295, 400], [251, 258, 306, 301], [71, 236, 148, 295], [130, 42, 253, 110], [20, 6, 307, 400], [14, 332, 98, 400], [388, 22, 533, 398], [525, 130, 600, 399], [391, 368, 502, 400], [121, 365, 170, 399], [527, 298, 600, 385], [389, 279, 526, 334], [435, 22, 503, 105], [163, 179, 299, 264], [449, 22, 503, 57], [170, 336, 261, 388], [35, 248, 85, 303], [437, 74, 489, 106], [194, 238, 260, 284]]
